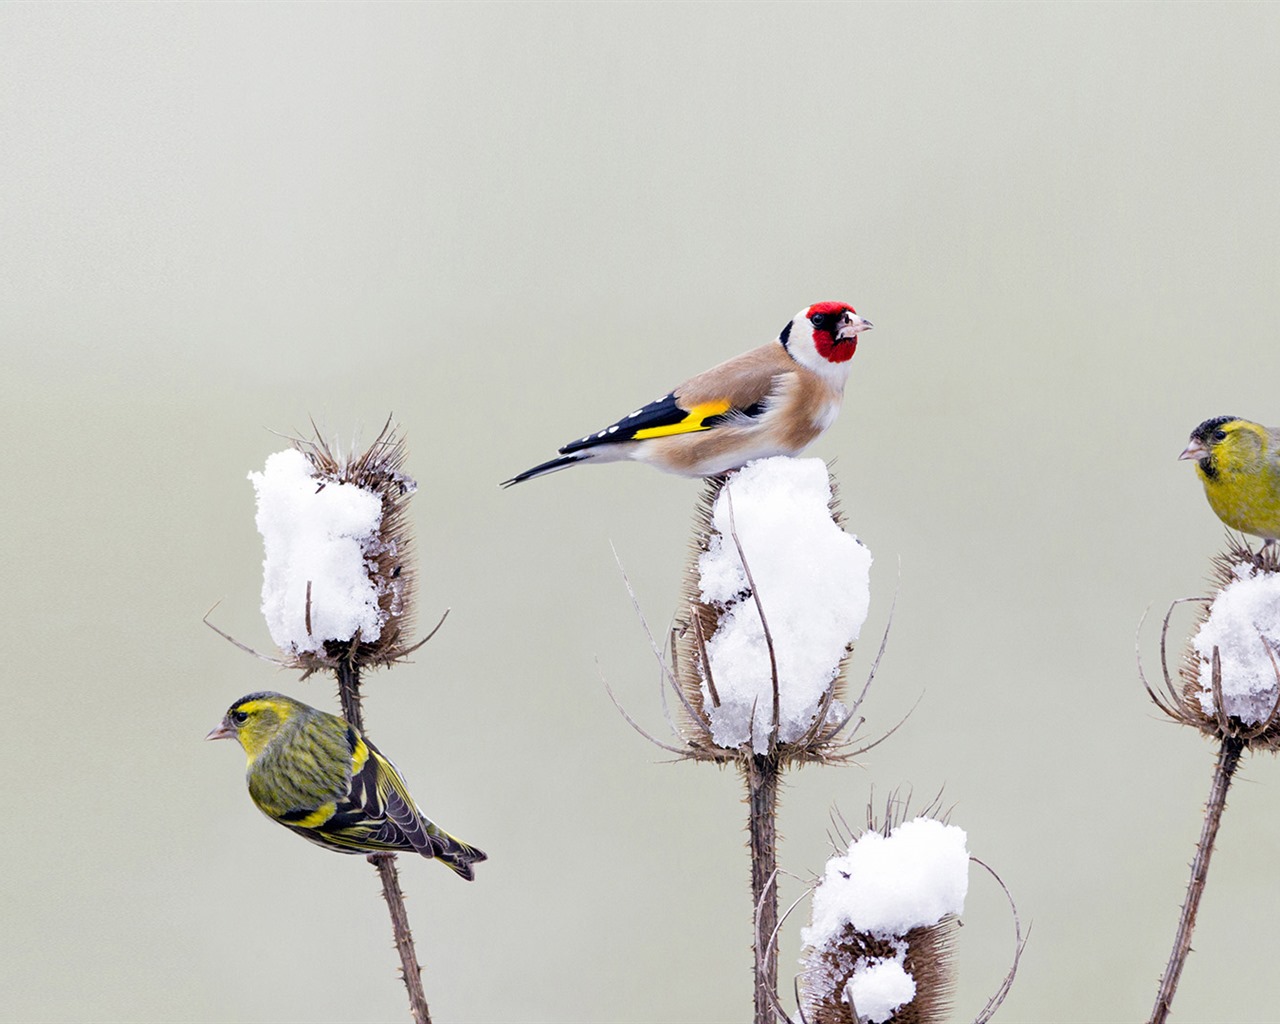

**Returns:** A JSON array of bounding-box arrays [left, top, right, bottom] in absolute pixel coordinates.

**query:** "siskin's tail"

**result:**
[[427, 824, 488, 881]]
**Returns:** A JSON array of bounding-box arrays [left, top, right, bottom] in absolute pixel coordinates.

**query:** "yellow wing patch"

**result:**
[[288, 801, 338, 828], [350, 734, 370, 774], [631, 399, 732, 440]]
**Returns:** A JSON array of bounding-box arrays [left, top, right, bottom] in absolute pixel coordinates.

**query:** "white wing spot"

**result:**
[[608, 425, 619, 434], [628, 410, 642, 418]]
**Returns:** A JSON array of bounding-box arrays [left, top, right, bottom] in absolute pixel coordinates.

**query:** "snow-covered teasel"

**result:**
[[799, 817, 969, 1024], [250, 448, 390, 655], [1139, 538, 1280, 1021], [246, 422, 421, 674], [1191, 560, 1280, 725], [1142, 538, 1280, 745], [676, 456, 872, 757]]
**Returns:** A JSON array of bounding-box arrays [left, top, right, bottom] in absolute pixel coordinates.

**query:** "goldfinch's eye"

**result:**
[[810, 313, 829, 329], [231, 710, 249, 725], [1213, 429, 1228, 442]]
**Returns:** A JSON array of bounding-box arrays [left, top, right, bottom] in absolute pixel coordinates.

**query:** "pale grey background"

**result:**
[[3, 3, 1279, 1022]]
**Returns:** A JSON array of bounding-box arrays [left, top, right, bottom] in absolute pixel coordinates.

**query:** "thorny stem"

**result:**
[[1148, 735, 1245, 1024], [337, 659, 365, 731], [370, 852, 432, 1024], [747, 753, 782, 1024], [338, 660, 432, 1024]]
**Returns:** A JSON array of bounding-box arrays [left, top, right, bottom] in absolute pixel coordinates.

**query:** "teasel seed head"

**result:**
[[248, 418, 419, 676], [798, 812, 967, 1024], [670, 457, 873, 766], [1145, 537, 1280, 748]]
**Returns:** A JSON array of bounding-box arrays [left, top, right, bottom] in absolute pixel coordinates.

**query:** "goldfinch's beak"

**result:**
[[206, 719, 235, 741], [836, 315, 873, 341], [1179, 439, 1208, 461]]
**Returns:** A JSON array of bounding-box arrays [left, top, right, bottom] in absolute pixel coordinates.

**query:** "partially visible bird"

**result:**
[[1180, 416, 1280, 547], [501, 301, 872, 486], [208, 692, 486, 880]]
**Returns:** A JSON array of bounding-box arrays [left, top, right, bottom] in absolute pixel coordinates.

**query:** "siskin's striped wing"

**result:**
[[281, 727, 487, 879], [280, 728, 414, 854]]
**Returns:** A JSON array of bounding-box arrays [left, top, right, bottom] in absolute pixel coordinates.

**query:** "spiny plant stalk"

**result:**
[[337, 657, 366, 728], [336, 658, 431, 1024], [748, 754, 782, 1024], [1148, 735, 1244, 1024]]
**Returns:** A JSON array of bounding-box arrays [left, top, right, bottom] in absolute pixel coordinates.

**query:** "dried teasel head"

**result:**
[[797, 806, 967, 1024], [248, 419, 420, 676], [669, 457, 873, 766], [1144, 537, 1280, 748]]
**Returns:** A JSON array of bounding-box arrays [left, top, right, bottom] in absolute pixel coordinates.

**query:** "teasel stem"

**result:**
[[337, 659, 365, 729], [1148, 734, 1244, 1024], [747, 752, 782, 1024], [338, 659, 432, 1024]]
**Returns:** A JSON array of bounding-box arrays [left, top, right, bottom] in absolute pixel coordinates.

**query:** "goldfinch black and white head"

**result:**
[[781, 301, 873, 380], [502, 301, 873, 486]]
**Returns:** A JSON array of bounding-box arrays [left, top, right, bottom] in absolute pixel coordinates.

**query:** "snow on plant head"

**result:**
[[247, 425, 418, 672], [1192, 558, 1280, 726], [250, 448, 388, 656], [800, 817, 969, 1024], [694, 457, 872, 754]]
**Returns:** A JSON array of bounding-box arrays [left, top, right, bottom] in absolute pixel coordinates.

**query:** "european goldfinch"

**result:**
[[208, 692, 486, 880], [501, 301, 872, 486], [1180, 416, 1280, 547]]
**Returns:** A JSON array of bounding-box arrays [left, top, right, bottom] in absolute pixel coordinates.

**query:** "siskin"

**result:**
[[1180, 416, 1280, 548], [208, 691, 486, 880]]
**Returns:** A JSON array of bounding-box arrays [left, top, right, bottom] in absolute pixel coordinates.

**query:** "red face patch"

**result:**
[[814, 334, 856, 362], [807, 301, 858, 363]]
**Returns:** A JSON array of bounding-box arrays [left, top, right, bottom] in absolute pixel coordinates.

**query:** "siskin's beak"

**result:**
[[837, 316, 873, 341], [206, 718, 235, 741], [1179, 439, 1208, 462]]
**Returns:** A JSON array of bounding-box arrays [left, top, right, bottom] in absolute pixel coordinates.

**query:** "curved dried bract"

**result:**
[[969, 857, 1027, 1024]]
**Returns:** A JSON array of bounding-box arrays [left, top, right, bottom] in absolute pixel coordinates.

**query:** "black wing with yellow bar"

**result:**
[[559, 392, 766, 455]]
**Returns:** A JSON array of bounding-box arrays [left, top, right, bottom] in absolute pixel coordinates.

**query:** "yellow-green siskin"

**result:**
[[208, 691, 486, 880], [1180, 416, 1280, 546]]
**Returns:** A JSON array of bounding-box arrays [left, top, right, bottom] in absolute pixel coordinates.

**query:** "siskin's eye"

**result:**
[[1213, 429, 1228, 442], [231, 709, 249, 725]]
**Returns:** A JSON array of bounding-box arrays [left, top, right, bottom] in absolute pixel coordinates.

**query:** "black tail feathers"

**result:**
[[500, 452, 589, 487]]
